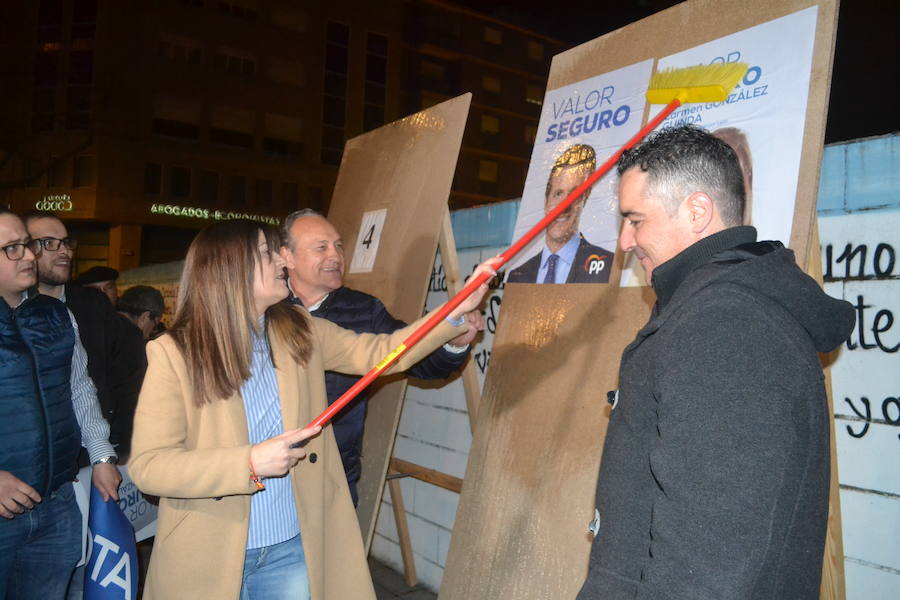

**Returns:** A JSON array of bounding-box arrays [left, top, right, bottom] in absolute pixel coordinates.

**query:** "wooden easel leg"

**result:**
[[438, 207, 483, 430], [384, 207, 479, 588], [387, 472, 418, 587], [808, 224, 846, 600]]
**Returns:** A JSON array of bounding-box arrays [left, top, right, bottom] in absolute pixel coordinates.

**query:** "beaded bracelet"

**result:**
[[249, 458, 265, 490]]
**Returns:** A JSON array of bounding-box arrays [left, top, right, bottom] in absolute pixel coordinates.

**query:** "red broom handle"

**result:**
[[308, 99, 682, 429]]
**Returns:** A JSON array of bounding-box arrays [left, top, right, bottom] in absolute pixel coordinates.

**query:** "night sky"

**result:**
[[452, 0, 899, 143]]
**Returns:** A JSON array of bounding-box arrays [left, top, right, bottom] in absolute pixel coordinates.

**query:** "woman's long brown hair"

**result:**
[[168, 219, 312, 405]]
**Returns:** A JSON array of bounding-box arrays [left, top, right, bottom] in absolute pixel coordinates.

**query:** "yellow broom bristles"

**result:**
[[647, 62, 748, 105]]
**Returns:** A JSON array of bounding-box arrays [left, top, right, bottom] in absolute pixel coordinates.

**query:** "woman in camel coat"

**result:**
[[129, 220, 491, 599]]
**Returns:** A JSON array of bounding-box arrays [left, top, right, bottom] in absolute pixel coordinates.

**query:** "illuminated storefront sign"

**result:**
[[149, 203, 280, 225], [35, 194, 74, 212]]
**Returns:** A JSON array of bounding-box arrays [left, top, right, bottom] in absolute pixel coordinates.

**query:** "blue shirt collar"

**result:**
[[541, 234, 580, 268]]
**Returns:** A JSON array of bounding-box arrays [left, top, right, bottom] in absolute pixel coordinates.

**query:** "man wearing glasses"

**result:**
[[24, 212, 129, 473], [0, 209, 118, 598]]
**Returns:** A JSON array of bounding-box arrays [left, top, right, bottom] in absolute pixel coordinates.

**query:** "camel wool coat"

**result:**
[[129, 308, 466, 600]]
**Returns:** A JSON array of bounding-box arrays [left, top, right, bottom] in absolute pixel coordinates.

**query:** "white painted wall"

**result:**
[[820, 210, 900, 598], [370, 246, 506, 592]]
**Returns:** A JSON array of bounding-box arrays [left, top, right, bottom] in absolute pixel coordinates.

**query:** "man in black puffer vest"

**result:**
[[280, 210, 483, 505], [577, 126, 855, 600], [0, 210, 118, 599]]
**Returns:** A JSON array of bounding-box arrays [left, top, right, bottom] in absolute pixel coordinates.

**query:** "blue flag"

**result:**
[[85, 484, 139, 600]]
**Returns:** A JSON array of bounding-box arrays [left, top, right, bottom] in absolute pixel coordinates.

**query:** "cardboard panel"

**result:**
[[324, 94, 472, 550], [442, 285, 651, 598], [441, 0, 838, 597]]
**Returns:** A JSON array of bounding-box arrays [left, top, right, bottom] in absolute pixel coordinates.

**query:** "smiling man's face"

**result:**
[[280, 215, 345, 306], [617, 168, 695, 284]]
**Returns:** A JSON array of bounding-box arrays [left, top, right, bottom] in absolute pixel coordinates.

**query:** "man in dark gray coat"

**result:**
[[577, 125, 855, 599]]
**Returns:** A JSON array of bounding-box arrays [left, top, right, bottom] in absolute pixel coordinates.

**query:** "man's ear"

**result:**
[[686, 192, 715, 234], [279, 246, 294, 269]]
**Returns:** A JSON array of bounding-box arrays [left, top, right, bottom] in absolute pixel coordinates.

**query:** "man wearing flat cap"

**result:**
[[78, 265, 119, 306]]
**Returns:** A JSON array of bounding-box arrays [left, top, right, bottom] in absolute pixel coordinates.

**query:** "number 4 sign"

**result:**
[[349, 209, 388, 273]]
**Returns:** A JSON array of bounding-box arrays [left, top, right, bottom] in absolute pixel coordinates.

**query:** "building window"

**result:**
[[481, 114, 500, 135], [144, 163, 162, 195], [363, 32, 388, 132], [71, 0, 97, 41], [25, 160, 42, 188], [68, 51, 93, 84], [322, 22, 349, 165], [199, 170, 219, 203], [210, 128, 253, 149], [483, 26, 502, 45], [170, 167, 191, 198], [479, 160, 498, 183], [255, 179, 273, 208], [526, 84, 543, 106], [47, 158, 65, 188], [159, 35, 204, 68], [38, 0, 64, 45], [217, 1, 258, 21], [320, 127, 344, 166], [72, 156, 93, 187], [34, 52, 59, 87], [32, 51, 58, 132], [66, 52, 92, 129], [66, 85, 91, 129], [527, 41, 544, 61], [263, 138, 303, 157], [482, 75, 501, 94], [227, 175, 246, 206], [212, 49, 256, 79], [152, 119, 200, 140], [32, 89, 56, 133], [307, 186, 323, 211], [281, 183, 299, 209]]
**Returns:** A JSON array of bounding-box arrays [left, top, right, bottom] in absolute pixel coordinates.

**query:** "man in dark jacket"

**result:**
[[577, 126, 855, 599], [77, 265, 119, 306], [280, 210, 482, 504], [111, 285, 164, 461]]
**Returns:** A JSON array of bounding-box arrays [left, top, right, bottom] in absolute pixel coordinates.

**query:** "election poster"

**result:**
[[75, 465, 158, 568], [620, 7, 819, 285], [506, 59, 654, 285]]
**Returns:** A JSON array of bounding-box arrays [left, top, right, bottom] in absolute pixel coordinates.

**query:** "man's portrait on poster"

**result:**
[[507, 143, 616, 284]]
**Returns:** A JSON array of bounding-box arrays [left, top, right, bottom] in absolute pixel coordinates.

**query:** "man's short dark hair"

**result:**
[[21, 210, 60, 226], [118, 285, 165, 319], [617, 125, 745, 226], [280, 208, 324, 250]]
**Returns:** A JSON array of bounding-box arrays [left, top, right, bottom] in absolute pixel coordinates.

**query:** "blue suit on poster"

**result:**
[[85, 485, 138, 600]]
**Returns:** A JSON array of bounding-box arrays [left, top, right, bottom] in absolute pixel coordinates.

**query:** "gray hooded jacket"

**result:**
[[578, 226, 855, 600]]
